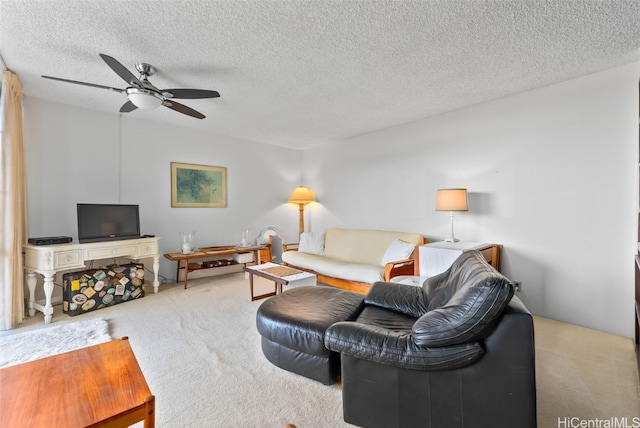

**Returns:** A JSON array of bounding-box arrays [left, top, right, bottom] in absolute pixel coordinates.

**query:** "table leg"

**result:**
[[183, 261, 189, 289], [26, 271, 37, 317], [143, 395, 155, 428], [42, 272, 55, 324], [248, 271, 255, 300], [249, 271, 278, 301], [152, 256, 160, 294]]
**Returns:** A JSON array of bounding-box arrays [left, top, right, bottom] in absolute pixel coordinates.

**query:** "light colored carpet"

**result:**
[[0, 316, 110, 368], [535, 316, 640, 427], [4, 273, 640, 427]]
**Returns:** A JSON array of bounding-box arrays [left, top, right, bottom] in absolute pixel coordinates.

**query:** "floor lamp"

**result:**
[[435, 188, 468, 242], [288, 186, 316, 235]]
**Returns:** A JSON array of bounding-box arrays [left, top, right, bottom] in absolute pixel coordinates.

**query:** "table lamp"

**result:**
[[288, 186, 316, 235], [435, 188, 468, 242]]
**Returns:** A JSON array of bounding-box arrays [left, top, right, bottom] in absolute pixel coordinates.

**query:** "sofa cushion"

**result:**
[[282, 251, 386, 284], [322, 228, 423, 266], [412, 251, 514, 347], [299, 231, 325, 255]]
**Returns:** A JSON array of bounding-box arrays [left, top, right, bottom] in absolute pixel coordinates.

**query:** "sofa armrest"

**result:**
[[383, 258, 415, 281], [365, 282, 427, 318], [282, 242, 299, 252], [324, 321, 483, 371]]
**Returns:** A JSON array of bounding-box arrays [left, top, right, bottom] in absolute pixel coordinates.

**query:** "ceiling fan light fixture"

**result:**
[[43, 54, 218, 118], [126, 88, 163, 110]]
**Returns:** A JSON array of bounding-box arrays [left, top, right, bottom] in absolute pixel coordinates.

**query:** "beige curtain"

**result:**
[[0, 70, 27, 330]]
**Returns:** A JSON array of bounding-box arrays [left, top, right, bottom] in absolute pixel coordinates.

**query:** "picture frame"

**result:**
[[171, 162, 227, 208]]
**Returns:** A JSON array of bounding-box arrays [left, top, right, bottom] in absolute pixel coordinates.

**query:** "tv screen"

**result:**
[[77, 204, 141, 243]]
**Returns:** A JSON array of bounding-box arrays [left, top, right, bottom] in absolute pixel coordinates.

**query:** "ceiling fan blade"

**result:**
[[162, 100, 205, 119], [41, 75, 125, 93], [99, 53, 143, 87], [161, 89, 220, 99], [119, 100, 138, 113]]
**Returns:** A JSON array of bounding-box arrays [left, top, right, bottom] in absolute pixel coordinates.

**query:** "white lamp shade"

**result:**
[[435, 188, 468, 211], [288, 186, 316, 205]]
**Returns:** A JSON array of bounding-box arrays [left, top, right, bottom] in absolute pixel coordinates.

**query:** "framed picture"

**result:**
[[171, 162, 227, 208]]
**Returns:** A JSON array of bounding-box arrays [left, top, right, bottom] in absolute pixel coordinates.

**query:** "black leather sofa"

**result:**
[[324, 250, 537, 428]]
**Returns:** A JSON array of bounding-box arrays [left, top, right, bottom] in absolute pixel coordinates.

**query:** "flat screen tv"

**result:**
[[77, 203, 141, 243]]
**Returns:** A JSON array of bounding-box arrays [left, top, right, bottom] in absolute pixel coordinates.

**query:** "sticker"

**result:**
[[108, 270, 116, 277], [94, 280, 104, 291], [107, 288, 115, 295], [131, 288, 142, 298], [129, 270, 137, 278], [81, 299, 95, 311], [115, 283, 125, 296], [69, 303, 78, 311], [102, 294, 114, 305], [71, 280, 80, 291], [99, 290, 106, 298], [123, 290, 131, 300], [83, 287, 96, 298], [72, 294, 87, 304], [137, 269, 144, 279], [119, 277, 129, 286], [87, 279, 95, 287], [94, 271, 106, 280], [131, 278, 142, 286]]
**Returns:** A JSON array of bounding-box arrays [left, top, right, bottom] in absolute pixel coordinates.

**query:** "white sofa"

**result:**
[[282, 227, 426, 293]]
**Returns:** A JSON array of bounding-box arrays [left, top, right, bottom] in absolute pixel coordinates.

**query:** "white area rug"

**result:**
[[0, 317, 111, 368]]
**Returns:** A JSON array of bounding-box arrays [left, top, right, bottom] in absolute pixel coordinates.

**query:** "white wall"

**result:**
[[23, 99, 303, 282], [23, 62, 638, 337], [303, 62, 639, 338]]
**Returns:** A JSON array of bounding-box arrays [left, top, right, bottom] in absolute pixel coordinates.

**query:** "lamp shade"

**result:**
[[126, 88, 163, 110], [435, 188, 468, 211], [288, 186, 316, 205]]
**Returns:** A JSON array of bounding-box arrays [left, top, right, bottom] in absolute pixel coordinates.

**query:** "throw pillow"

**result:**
[[298, 232, 325, 255], [381, 239, 415, 265]]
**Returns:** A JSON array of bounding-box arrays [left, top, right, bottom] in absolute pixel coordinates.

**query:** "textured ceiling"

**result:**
[[1, 0, 639, 150]]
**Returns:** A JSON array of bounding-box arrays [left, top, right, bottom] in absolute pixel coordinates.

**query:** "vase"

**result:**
[[240, 228, 251, 247], [179, 231, 196, 254]]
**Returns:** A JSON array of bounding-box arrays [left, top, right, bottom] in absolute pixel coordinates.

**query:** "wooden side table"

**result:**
[[0, 337, 154, 428], [164, 245, 264, 289]]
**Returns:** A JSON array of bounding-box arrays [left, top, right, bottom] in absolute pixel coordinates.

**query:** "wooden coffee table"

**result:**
[[0, 337, 154, 428], [244, 262, 317, 301]]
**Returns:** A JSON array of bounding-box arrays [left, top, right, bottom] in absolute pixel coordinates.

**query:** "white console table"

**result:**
[[23, 237, 160, 324]]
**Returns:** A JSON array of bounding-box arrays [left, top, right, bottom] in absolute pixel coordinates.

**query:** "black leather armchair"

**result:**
[[324, 250, 536, 428]]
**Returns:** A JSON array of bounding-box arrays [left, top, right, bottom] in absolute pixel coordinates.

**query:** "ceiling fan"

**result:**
[[42, 53, 220, 119]]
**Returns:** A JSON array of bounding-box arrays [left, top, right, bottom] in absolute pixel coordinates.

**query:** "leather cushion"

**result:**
[[325, 319, 484, 370], [412, 251, 514, 347], [256, 285, 365, 356]]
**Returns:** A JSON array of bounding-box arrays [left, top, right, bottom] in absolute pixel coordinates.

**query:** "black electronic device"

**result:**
[[28, 236, 73, 245], [77, 203, 141, 244]]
